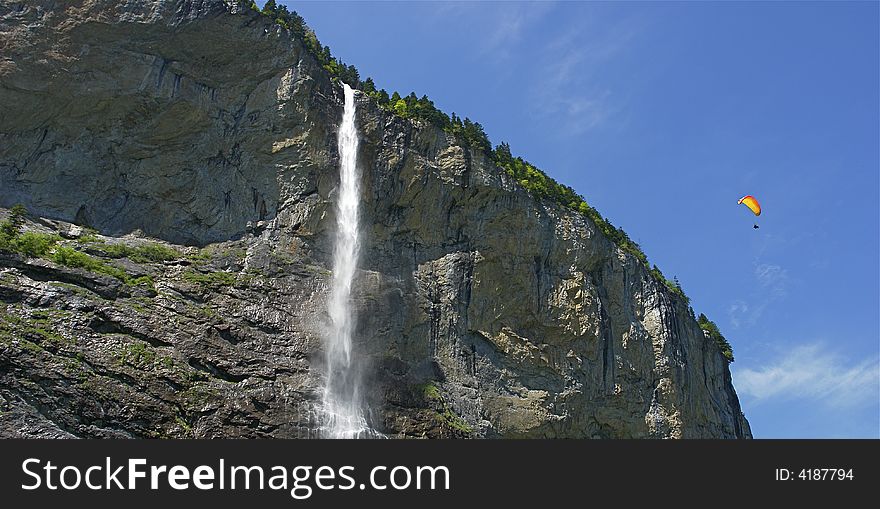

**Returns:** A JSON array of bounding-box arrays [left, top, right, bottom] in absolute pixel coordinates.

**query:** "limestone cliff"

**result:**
[[0, 0, 751, 438]]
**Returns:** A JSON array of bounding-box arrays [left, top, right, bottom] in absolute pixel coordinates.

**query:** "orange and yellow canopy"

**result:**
[[738, 195, 761, 216]]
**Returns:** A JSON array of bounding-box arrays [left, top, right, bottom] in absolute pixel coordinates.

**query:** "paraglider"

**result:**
[[738, 195, 761, 229]]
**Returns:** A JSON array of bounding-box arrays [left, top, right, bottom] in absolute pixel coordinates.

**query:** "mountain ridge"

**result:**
[[0, 0, 751, 438]]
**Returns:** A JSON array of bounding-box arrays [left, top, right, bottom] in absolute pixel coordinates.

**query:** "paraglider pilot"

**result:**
[[738, 195, 761, 230]]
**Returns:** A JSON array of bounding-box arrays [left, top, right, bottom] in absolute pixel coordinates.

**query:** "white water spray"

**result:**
[[321, 83, 370, 438]]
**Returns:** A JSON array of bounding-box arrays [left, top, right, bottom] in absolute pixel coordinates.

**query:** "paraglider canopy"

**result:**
[[738, 195, 761, 216]]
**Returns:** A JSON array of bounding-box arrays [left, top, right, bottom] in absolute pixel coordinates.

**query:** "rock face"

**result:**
[[0, 0, 751, 438]]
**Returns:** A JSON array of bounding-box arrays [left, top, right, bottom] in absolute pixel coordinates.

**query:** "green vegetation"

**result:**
[[18, 338, 44, 354], [237, 0, 260, 13], [188, 303, 217, 321], [416, 381, 473, 434], [187, 248, 214, 264], [248, 2, 491, 151], [49, 281, 100, 298], [365, 87, 494, 152], [126, 296, 155, 314], [8, 231, 61, 257], [183, 270, 237, 288], [493, 143, 648, 265], [258, 0, 361, 85], [116, 341, 157, 367], [0, 207, 156, 289], [649, 265, 689, 304], [0, 308, 21, 325], [0, 310, 16, 343], [0, 206, 154, 289], [62, 356, 90, 383], [98, 242, 179, 263], [180, 383, 221, 411], [698, 313, 734, 362], [174, 415, 193, 435], [437, 407, 473, 434], [52, 246, 127, 280], [187, 245, 246, 267], [77, 233, 104, 244], [0, 306, 70, 351], [52, 246, 156, 289], [22, 324, 65, 346], [0, 204, 27, 237], [20, 310, 71, 347], [417, 381, 442, 402], [1, 205, 62, 256]]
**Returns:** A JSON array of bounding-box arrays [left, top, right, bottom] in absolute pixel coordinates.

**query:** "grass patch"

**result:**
[[22, 325, 65, 345], [174, 415, 192, 434], [77, 233, 104, 244], [49, 281, 101, 298], [52, 246, 155, 290], [13, 232, 62, 257], [188, 304, 217, 321], [187, 245, 246, 265], [0, 307, 16, 344], [416, 381, 473, 434], [0, 323, 13, 344], [116, 341, 158, 367], [128, 275, 156, 291], [0, 205, 61, 256], [183, 270, 237, 288], [1, 309, 22, 326], [99, 242, 179, 263], [0, 230, 61, 258], [0, 206, 158, 290], [180, 383, 220, 411], [62, 356, 90, 382], [126, 296, 155, 313], [437, 408, 473, 434], [116, 341, 176, 371], [1, 307, 70, 350], [19, 339, 44, 354], [417, 381, 442, 401], [52, 246, 128, 280]]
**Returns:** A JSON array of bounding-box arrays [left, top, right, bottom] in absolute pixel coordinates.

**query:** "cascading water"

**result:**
[[321, 83, 370, 438]]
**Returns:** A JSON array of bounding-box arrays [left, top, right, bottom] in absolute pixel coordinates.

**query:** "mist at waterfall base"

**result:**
[[319, 83, 377, 439]]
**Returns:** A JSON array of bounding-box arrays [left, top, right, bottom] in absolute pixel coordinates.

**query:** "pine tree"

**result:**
[[362, 78, 377, 95], [262, 0, 277, 17]]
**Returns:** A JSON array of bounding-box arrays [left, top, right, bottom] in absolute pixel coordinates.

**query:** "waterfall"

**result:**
[[321, 83, 370, 438]]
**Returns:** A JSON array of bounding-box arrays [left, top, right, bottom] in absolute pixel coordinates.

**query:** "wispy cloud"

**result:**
[[728, 262, 791, 329], [479, 2, 553, 60], [529, 15, 639, 135], [754, 263, 789, 298], [727, 300, 764, 329], [427, 1, 553, 62], [734, 343, 880, 408], [427, 2, 637, 134]]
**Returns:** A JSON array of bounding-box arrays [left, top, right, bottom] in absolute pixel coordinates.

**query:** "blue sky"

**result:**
[[284, 1, 880, 438]]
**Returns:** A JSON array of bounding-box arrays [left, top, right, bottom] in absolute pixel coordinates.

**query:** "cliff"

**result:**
[[0, 0, 751, 438]]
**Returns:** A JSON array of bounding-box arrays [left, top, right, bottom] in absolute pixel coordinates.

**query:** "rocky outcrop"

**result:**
[[0, 0, 750, 438]]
